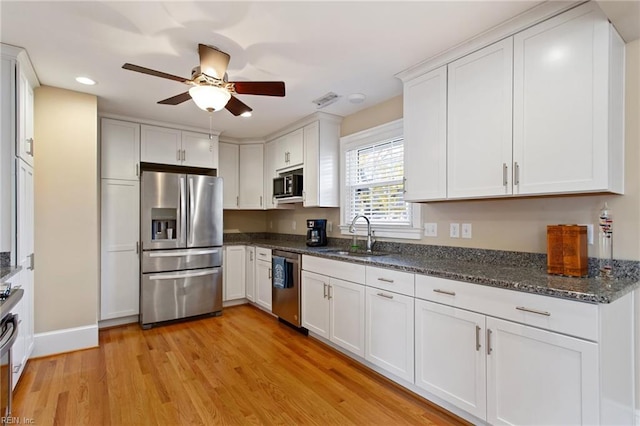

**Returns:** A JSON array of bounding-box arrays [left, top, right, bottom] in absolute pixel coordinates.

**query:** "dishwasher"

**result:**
[[271, 250, 304, 329]]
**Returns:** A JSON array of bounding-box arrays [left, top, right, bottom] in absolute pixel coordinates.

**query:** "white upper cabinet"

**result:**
[[181, 131, 219, 169], [140, 125, 218, 168], [398, 3, 623, 201], [263, 140, 277, 209], [218, 142, 239, 209], [238, 144, 264, 209], [403, 66, 447, 201], [273, 128, 304, 171], [512, 2, 624, 195], [303, 118, 340, 207], [447, 38, 514, 199], [17, 70, 35, 167], [101, 118, 140, 180]]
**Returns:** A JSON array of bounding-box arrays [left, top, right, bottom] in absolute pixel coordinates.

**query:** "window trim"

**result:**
[[339, 119, 422, 240]]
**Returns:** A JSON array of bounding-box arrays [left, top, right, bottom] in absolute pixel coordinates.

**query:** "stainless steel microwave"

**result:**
[[273, 174, 303, 198]]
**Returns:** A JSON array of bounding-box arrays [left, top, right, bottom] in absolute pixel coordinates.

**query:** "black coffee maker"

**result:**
[[306, 219, 328, 247]]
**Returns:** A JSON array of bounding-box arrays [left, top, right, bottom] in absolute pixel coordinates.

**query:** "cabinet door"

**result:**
[[245, 247, 255, 301], [17, 69, 34, 166], [403, 66, 447, 201], [100, 179, 140, 320], [486, 317, 599, 425], [302, 122, 319, 207], [255, 260, 272, 311], [101, 118, 140, 180], [447, 38, 513, 199], [140, 125, 181, 165], [218, 142, 239, 209], [513, 4, 619, 195], [10, 272, 26, 389], [275, 129, 303, 170], [223, 245, 246, 301], [263, 141, 277, 209], [301, 271, 330, 338], [415, 299, 487, 419], [238, 144, 264, 209], [365, 287, 414, 382], [329, 278, 365, 357], [182, 131, 218, 169]]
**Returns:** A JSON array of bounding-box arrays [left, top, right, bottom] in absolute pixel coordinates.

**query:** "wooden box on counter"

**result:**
[[547, 225, 588, 277]]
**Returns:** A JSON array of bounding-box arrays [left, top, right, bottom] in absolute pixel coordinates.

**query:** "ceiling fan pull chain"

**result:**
[[209, 114, 213, 140]]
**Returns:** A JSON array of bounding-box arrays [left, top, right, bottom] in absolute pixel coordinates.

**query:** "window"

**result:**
[[340, 119, 421, 239]]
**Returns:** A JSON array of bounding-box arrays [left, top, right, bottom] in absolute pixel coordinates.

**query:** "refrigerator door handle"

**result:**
[[188, 177, 195, 246], [148, 269, 220, 280], [179, 176, 187, 246], [148, 249, 220, 258]]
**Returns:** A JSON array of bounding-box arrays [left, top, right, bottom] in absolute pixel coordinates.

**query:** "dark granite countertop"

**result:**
[[0, 265, 21, 283], [225, 236, 639, 305]]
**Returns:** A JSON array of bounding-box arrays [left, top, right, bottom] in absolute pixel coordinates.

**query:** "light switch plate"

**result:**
[[450, 223, 460, 238], [292, 220, 297, 231], [424, 223, 437, 237], [461, 223, 472, 239], [327, 221, 333, 232]]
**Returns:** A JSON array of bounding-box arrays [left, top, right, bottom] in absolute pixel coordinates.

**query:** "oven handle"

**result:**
[[0, 314, 18, 356]]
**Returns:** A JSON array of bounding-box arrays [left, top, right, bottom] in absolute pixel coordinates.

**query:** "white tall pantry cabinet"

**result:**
[[100, 118, 140, 321], [1, 44, 38, 388]]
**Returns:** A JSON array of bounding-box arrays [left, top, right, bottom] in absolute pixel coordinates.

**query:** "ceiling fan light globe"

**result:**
[[188, 85, 231, 112]]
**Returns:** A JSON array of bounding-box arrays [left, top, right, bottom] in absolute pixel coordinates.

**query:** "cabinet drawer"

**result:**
[[255, 247, 272, 262], [366, 266, 414, 296], [302, 255, 365, 284], [415, 274, 598, 341]]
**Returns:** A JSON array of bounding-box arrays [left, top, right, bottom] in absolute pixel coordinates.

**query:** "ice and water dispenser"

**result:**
[[151, 208, 177, 240]]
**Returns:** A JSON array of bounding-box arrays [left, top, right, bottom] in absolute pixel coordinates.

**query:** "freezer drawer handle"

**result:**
[[148, 269, 219, 280], [148, 249, 219, 257], [515, 306, 551, 317]]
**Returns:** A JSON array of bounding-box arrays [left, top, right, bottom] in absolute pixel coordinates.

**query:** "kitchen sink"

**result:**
[[319, 249, 390, 257]]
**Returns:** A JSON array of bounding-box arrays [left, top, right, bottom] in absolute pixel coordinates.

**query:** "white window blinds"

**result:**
[[344, 137, 411, 225]]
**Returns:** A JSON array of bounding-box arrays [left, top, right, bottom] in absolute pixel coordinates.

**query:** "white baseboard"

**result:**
[[32, 324, 99, 358], [99, 315, 138, 329]]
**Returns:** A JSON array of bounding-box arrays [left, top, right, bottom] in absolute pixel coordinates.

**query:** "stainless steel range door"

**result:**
[[140, 268, 222, 327]]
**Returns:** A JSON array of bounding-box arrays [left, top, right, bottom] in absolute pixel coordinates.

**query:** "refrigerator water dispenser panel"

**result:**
[[151, 208, 177, 240]]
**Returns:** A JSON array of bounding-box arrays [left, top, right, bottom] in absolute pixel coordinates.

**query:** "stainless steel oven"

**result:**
[[1, 312, 18, 422]]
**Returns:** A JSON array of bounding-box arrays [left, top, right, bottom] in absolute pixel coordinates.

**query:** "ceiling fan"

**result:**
[[122, 44, 285, 116]]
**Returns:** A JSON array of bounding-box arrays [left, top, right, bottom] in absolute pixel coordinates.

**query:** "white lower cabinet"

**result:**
[[100, 179, 139, 320], [415, 299, 487, 419], [301, 271, 365, 357], [255, 248, 272, 311], [223, 245, 246, 301], [245, 246, 255, 302], [486, 317, 598, 426], [7, 270, 32, 389], [364, 286, 414, 383]]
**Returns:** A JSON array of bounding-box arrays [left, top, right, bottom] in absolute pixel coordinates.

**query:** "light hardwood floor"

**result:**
[[13, 304, 469, 425]]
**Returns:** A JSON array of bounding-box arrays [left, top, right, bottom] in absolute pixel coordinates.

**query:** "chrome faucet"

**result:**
[[349, 215, 375, 253]]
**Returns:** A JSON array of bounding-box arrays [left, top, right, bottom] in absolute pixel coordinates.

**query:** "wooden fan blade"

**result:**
[[198, 44, 230, 79], [158, 91, 192, 105], [225, 95, 253, 116], [231, 81, 285, 97], [122, 63, 189, 83]]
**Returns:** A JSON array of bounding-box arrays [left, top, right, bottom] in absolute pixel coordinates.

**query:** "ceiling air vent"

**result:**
[[312, 92, 340, 109]]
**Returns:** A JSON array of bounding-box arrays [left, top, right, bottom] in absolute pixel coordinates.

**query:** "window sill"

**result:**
[[339, 225, 422, 240]]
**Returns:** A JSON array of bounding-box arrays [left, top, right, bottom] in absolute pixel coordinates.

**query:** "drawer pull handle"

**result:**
[[516, 306, 551, 317], [377, 278, 394, 283], [433, 289, 456, 296], [475, 325, 481, 351], [377, 292, 393, 299]]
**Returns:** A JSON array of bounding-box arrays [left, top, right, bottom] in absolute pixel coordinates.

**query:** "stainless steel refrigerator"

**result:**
[[140, 171, 223, 328]]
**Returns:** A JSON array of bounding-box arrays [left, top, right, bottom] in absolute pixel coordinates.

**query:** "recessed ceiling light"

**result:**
[[75, 76, 96, 85], [241, 111, 252, 117], [348, 93, 366, 104]]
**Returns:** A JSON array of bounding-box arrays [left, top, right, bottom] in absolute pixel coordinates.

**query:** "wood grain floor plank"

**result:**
[[12, 304, 470, 426]]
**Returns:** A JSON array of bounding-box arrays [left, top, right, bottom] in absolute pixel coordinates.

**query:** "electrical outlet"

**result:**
[[450, 223, 460, 238], [327, 221, 333, 232], [269, 221, 273, 229], [424, 223, 437, 237], [461, 223, 472, 239], [579, 223, 594, 245], [292, 220, 297, 231]]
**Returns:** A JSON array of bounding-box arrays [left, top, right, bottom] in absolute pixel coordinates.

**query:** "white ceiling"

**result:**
[[1, 1, 638, 139]]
